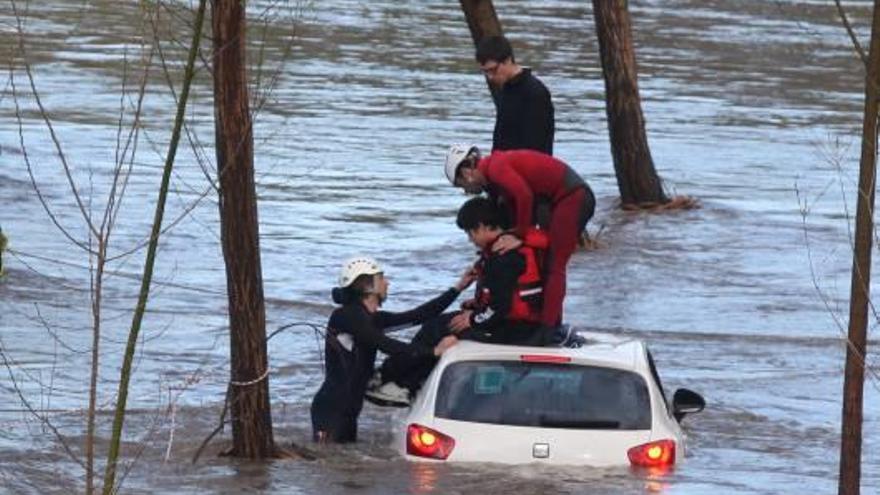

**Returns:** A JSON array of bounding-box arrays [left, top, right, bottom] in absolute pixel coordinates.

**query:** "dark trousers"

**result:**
[[378, 312, 547, 392], [310, 383, 360, 443], [378, 312, 456, 392]]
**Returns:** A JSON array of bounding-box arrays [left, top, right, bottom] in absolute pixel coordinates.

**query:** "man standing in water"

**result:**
[[444, 145, 594, 332], [476, 35, 555, 155], [310, 256, 472, 443]]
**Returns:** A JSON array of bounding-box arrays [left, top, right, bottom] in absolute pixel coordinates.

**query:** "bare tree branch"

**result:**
[[0, 338, 86, 470], [11, 0, 100, 240], [9, 70, 92, 253], [797, 183, 880, 391], [835, 0, 869, 66]]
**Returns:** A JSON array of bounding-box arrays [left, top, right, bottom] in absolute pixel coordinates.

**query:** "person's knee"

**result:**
[[418, 311, 458, 345]]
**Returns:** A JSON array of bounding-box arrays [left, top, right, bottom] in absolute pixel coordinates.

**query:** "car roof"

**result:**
[[440, 331, 646, 371]]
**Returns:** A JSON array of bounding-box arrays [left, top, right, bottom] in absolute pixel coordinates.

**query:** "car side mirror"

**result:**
[[672, 388, 705, 422]]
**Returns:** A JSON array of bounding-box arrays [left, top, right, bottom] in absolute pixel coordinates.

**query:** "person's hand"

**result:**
[[492, 233, 522, 254], [433, 335, 458, 356], [460, 298, 477, 310], [455, 265, 478, 292], [448, 310, 473, 334]]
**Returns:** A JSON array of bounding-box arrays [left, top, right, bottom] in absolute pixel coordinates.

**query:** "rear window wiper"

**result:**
[[537, 418, 621, 429]]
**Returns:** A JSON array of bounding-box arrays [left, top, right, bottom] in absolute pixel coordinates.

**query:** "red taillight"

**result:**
[[406, 424, 455, 460], [627, 439, 676, 467], [520, 354, 571, 363]]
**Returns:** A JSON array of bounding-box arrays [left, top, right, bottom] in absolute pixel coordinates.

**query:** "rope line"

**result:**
[[229, 367, 270, 387]]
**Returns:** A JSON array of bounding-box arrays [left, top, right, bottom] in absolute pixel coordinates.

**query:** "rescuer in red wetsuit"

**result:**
[[444, 145, 595, 330]]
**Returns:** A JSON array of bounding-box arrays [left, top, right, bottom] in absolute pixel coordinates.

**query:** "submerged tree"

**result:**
[[837, 2, 880, 493], [459, 0, 504, 90], [211, 0, 276, 458], [591, 0, 668, 208], [459, 0, 502, 41]]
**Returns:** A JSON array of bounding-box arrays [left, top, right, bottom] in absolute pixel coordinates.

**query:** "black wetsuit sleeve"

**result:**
[[357, 317, 435, 358], [470, 252, 524, 332], [332, 305, 435, 359], [375, 288, 459, 330]]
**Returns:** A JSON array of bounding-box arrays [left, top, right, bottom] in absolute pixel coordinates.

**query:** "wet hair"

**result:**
[[331, 274, 376, 305], [456, 196, 509, 231], [475, 35, 515, 64]]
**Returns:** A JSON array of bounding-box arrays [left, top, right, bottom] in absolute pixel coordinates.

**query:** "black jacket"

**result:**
[[492, 68, 554, 156]]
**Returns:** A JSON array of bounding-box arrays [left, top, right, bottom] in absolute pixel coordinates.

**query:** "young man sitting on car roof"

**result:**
[[448, 195, 549, 343], [367, 196, 552, 406]]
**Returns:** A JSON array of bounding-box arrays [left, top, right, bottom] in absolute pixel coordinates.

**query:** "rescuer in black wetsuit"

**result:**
[[310, 256, 475, 443]]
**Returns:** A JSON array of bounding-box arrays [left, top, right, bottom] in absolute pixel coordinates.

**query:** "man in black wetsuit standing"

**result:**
[[310, 257, 474, 443], [476, 35, 555, 155]]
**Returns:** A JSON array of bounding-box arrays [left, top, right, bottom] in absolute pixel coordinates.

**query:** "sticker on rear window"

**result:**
[[474, 366, 505, 395]]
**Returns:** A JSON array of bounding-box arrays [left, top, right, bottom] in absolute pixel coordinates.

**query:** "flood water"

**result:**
[[1, 0, 879, 493]]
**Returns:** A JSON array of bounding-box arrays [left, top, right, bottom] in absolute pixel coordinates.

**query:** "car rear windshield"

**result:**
[[434, 361, 651, 430]]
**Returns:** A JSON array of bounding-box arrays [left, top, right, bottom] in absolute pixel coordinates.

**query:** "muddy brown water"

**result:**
[[0, 0, 878, 493]]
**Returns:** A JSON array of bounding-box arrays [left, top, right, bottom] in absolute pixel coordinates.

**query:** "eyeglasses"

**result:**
[[480, 62, 501, 76]]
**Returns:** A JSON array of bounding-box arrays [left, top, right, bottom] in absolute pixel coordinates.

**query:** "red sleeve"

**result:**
[[484, 156, 534, 237], [521, 227, 549, 250]]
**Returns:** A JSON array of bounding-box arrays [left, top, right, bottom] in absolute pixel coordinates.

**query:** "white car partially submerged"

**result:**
[[393, 332, 704, 467]]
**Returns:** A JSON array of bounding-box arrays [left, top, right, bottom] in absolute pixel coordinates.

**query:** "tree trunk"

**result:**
[[458, 0, 503, 97], [211, 0, 275, 458], [0, 228, 6, 275], [592, 0, 667, 206], [839, 2, 880, 492], [459, 0, 502, 46]]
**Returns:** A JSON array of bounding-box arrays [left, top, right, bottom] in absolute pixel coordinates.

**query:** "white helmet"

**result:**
[[338, 256, 383, 288], [444, 144, 480, 185]]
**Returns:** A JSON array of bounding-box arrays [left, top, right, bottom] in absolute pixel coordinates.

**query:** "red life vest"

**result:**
[[474, 245, 543, 324]]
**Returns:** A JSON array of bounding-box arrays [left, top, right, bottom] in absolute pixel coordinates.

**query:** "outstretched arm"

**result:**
[[356, 319, 435, 359], [377, 266, 477, 330]]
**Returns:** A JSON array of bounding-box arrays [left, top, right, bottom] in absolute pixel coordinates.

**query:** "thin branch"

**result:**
[[108, 16, 158, 236], [0, 337, 86, 470], [10, 0, 100, 240], [150, 5, 220, 193], [797, 184, 880, 390], [105, 181, 217, 263], [33, 303, 91, 355], [8, 68, 92, 253], [834, 0, 869, 66], [191, 384, 232, 464], [102, 0, 208, 491]]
